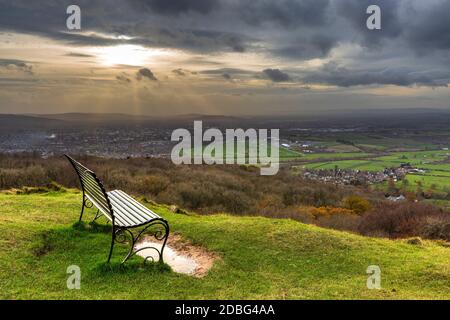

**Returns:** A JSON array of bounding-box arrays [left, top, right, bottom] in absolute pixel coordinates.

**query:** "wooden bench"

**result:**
[[65, 155, 169, 264]]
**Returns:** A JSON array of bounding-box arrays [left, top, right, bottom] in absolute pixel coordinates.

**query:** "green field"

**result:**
[[303, 150, 450, 171], [375, 151, 450, 165], [1, 191, 449, 299], [294, 152, 372, 161], [403, 175, 450, 192]]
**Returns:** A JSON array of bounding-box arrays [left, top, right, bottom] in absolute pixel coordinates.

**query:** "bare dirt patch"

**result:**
[[137, 233, 218, 277]]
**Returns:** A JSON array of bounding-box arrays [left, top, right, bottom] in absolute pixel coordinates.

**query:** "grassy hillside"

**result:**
[[0, 190, 449, 299]]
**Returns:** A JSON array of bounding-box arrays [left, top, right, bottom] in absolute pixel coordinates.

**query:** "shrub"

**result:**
[[309, 206, 356, 219], [342, 195, 371, 215], [358, 202, 450, 239], [421, 217, 450, 241], [138, 175, 170, 195]]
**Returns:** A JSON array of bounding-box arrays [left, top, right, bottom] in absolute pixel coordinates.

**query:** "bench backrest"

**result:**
[[65, 155, 114, 222]]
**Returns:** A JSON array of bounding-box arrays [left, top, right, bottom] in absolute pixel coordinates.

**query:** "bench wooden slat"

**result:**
[[107, 190, 161, 227], [85, 194, 113, 222], [78, 174, 112, 214], [113, 190, 159, 219], [108, 194, 143, 226], [108, 190, 159, 221], [107, 192, 146, 225]]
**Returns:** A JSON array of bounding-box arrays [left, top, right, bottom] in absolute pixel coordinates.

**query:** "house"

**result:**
[[386, 195, 406, 202]]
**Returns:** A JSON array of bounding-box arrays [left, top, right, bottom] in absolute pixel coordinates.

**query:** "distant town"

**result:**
[[0, 127, 175, 158], [301, 163, 425, 186]]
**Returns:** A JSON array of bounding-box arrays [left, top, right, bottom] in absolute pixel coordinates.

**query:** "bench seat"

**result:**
[[107, 190, 161, 227]]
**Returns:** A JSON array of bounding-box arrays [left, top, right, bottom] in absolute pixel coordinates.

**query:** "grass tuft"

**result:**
[[72, 221, 112, 234]]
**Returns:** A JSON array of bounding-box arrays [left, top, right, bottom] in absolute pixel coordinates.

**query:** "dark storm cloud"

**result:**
[[273, 34, 338, 60], [263, 69, 291, 82], [405, 1, 450, 53], [116, 73, 132, 83], [201, 68, 255, 76], [0, 1, 247, 53], [172, 68, 197, 76], [238, 0, 331, 28], [0, 0, 448, 55], [301, 62, 449, 88], [0, 58, 33, 74], [172, 69, 186, 76], [149, 28, 247, 53], [1, 0, 450, 89], [201, 68, 257, 81], [136, 68, 157, 81], [336, 0, 403, 46], [129, 0, 220, 15], [65, 52, 95, 58]]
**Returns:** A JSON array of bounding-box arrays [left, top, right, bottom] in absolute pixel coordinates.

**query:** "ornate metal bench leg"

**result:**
[[107, 228, 116, 263], [79, 193, 86, 222], [79, 194, 94, 222], [92, 209, 102, 223], [159, 220, 170, 263], [113, 220, 170, 264]]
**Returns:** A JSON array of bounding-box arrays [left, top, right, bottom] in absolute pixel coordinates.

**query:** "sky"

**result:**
[[0, 0, 449, 116]]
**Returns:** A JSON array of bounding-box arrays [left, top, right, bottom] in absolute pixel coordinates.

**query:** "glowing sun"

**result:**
[[92, 45, 170, 66]]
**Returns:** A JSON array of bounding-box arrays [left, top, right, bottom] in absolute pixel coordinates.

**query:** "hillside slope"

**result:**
[[0, 191, 449, 299]]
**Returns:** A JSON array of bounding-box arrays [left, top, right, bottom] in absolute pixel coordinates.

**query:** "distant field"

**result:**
[[295, 152, 372, 161], [403, 175, 450, 192], [308, 134, 444, 152], [419, 170, 450, 177], [302, 150, 450, 172], [375, 151, 450, 165]]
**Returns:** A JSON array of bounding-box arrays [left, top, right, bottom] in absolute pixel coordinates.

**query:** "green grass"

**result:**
[[1, 191, 449, 299], [403, 175, 450, 192], [375, 151, 450, 165], [302, 150, 450, 171]]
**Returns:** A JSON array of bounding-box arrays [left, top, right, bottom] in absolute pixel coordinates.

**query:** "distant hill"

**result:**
[[29, 113, 249, 128], [0, 114, 66, 131], [3, 109, 450, 131], [0, 113, 250, 131], [33, 113, 155, 123]]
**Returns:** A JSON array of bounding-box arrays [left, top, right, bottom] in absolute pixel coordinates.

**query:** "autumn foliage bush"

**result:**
[[358, 202, 450, 240], [308, 206, 356, 219], [342, 195, 372, 215]]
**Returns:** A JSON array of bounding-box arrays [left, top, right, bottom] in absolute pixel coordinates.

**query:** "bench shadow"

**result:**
[[71, 221, 172, 274], [72, 220, 112, 233], [31, 221, 171, 274], [94, 260, 171, 275]]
